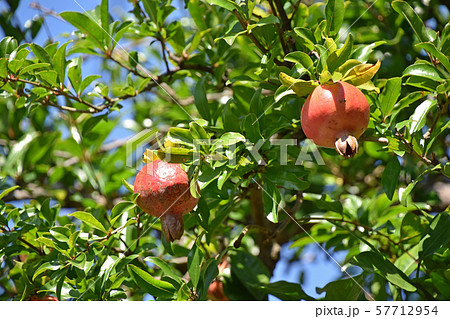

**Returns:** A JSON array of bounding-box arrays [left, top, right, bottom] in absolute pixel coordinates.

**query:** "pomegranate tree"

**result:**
[[134, 159, 199, 242], [301, 81, 370, 158]]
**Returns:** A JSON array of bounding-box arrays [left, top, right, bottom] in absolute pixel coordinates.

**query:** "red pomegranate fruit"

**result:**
[[30, 295, 59, 301], [300, 81, 370, 158], [207, 259, 230, 301], [134, 159, 199, 242], [207, 280, 229, 301]]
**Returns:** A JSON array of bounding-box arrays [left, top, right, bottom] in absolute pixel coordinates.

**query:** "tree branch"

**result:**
[[232, 10, 291, 68], [295, 216, 418, 261], [1, 226, 45, 256]]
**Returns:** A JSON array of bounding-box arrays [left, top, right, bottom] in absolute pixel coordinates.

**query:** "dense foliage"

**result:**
[[0, 0, 449, 301]]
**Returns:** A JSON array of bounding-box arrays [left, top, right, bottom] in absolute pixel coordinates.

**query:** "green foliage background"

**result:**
[[0, 0, 449, 301]]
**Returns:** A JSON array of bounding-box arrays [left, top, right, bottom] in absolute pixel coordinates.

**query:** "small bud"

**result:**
[[335, 133, 359, 158]]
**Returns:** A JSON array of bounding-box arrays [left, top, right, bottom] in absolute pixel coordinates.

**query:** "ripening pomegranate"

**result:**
[[134, 160, 199, 242], [30, 295, 59, 301], [207, 259, 230, 301], [207, 280, 229, 301], [301, 81, 370, 158]]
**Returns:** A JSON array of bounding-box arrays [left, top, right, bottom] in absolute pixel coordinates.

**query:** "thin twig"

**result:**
[[296, 216, 418, 261], [1, 226, 45, 256], [232, 10, 289, 67], [273, 0, 291, 32]]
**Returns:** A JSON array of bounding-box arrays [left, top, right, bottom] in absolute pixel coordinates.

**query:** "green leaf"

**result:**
[[60, 12, 106, 50], [0, 58, 8, 78], [145, 257, 182, 284], [68, 57, 82, 93], [36, 237, 56, 249], [128, 51, 138, 68], [337, 59, 361, 75], [400, 172, 425, 206], [315, 43, 328, 73], [249, 88, 264, 120], [189, 121, 209, 142], [356, 80, 380, 93], [68, 252, 86, 270], [156, 147, 195, 164], [400, 213, 424, 243], [314, 194, 343, 214], [68, 231, 80, 249], [110, 201, 135, 227], [219, 132, 246, 145], [419, 213, 450, 260], [250, 281, 314, 301], [194, 77, 211, 122], [4, 132, 39, 176], [56, 268, 67, 301], [319, 70, 333, 84], [415, 42, 450, 73], [262, 179, 282, 223], [32, 261, 60, 281], [113, 20, 133, 47], [0, 36, 18, 57], [390, 91, 426, 122], [166, 127, 194, 148], [436, 80, 450, 94], [25, 131, 60, 165], [342, 59, 381, 86], [351, 41, 386, 63], [0, 185, 19, 200], [243, 114, 262, 144], [380, 77, 402, 118], [187, 240, 204, 288], [279, 72, 318, 97], [30, 43, 51, 63], [229, 250, 270, 300], [403, 63, 443, 82], [440, 22, 450, 55], [8, 48, 29, 73], [100, 0, 110, 47], [293, 27, 315, 50], [284, 51, 315, 79], [352, 251, 416, 291], [325, 0, 344, 36], [425, 121, 450, 156], [404, 76, 439, 91], [40, 198, 57, 226], [69, 211, 107, 233], [408, 100, 435, 135], [381, 156, 401, 200], [53, 41, 70, 84], [206, 0, 241, 12], [19, 62, 50, 75], [190, 166, 200, 199], [265, 165, 310, 192], [79, 75, 101, 94], [391, 1, 434, 44], [197, 258, 219, 300], [326, 33, 353, 74], [317, 275, 365, 301], [36, 70, 58, 87], [316, 276, 364, 301], [127, 264, 176, 299]]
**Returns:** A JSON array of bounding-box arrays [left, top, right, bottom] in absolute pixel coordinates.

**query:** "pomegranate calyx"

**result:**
[[161, 213, 184, 242], [335, 133, 359, 158]]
